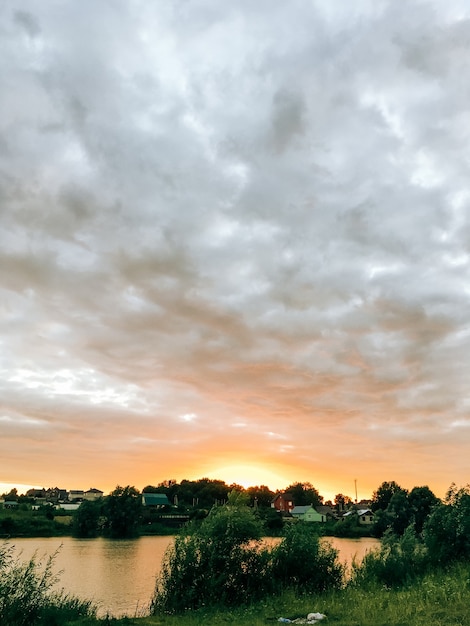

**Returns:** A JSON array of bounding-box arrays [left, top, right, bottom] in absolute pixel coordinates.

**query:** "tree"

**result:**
[[103, 485, 142, 538], [408, 486, 439, 534], [387, 489, 411, 535], [371, 481, 405, 512], [423, 483, 470, 563], [284, 482, 323, 507], [334, 493, 353, 512], [157, 478, 232, 509], [73, 500, 102, 538], [246, 485, 275, 508], [3, 488, 18, 501]]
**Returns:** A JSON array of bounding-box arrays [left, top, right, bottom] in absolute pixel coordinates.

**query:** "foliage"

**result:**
[[152, 489, 344, 614], [152, 490, 270, 613], [73, 500, 102, 538], [270, 523, 344, 594], [103, 486, 142, 538], [370, 480, 407, 512], [0, 543, 96, 626], [246, 485, 275, 508], [145, 478, 231, 509], [283, 482, 323, 507], [369, 482, 439, 538], [333, 493, 352, 512], [257, 506, 284, 535], [387, 489, 412, 535], [369, 508, 392, 537], [423, 483, 470, 564], [350, 526, 429, 589], [408, 485, 439, 534], [2, 488, 18, 501]]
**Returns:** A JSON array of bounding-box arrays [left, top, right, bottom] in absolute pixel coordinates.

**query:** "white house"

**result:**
[[84, 488, 104, 501]]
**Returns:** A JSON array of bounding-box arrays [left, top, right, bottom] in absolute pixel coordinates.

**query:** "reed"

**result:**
[[0, 542, 96, 626]]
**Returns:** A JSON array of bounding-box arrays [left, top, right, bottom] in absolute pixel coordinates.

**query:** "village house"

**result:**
[[341, 508, 375, 525], [142, 493, 171, 508], [68, 490, 85, 502], [26, 488, 47, 499], [291, 505, 327, 522], [316, 505, 338, 521], [271, 492, 295, 513], [46, 487, 68, 502], [1, 500, 19, 510], [84, 488, 104, 501]]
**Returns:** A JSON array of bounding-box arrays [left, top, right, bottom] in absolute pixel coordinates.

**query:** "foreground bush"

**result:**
[[350, 526, 429, 589], [270, 523, 344, 593], [423, 483, 470, 564], [152, 492, 271, 612], [0, 542, 96, 626], [152, 491, 344, 614]]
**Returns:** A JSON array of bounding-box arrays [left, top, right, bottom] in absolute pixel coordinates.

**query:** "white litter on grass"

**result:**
[[278, 612, 326, 624], [307, 614, 326, 622]]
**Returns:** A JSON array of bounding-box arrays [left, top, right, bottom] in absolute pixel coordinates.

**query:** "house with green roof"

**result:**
[[142, 493, 171, 508]]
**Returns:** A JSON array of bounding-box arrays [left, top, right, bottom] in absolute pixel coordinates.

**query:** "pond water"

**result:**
[[6, 535, 380, 618]]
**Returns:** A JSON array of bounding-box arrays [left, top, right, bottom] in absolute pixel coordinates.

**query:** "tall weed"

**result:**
[[0, 542, 96, 626]]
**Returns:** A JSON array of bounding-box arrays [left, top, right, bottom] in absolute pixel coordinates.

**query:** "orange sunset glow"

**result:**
[[1, 2, 470, 504]]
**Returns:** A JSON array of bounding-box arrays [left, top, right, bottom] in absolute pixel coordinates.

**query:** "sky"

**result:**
[[1, 0, 470, 503]]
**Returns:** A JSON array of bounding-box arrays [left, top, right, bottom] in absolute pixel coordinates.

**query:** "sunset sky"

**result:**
[[1, 0, 470, 503]]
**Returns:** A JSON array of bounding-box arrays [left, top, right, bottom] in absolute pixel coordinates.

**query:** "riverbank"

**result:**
[[62, 562, 470, 626], [0, 508, 372, 540]]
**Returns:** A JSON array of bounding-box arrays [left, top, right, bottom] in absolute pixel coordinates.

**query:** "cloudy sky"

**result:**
[[1, 0, 470, 501]]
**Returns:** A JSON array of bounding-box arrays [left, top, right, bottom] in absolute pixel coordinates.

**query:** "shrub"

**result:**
[[152, 491, 271, 613], [423, 484, 470, 564], [270, 523, 344, 593], [350, 526, 429, 589], [0, 542, 96, 626], [152, 491, 347, 615]]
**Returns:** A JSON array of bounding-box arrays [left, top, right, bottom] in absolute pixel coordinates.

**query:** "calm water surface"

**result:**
[[7, 535, 379, 618]]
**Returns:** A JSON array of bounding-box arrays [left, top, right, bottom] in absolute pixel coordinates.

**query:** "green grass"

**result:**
[[0, 508, 72, 537], [63, 562, 470, 626]]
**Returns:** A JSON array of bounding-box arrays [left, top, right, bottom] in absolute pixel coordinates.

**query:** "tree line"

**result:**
[[3, 477, 467, 545], [71, 477, 454, 540]]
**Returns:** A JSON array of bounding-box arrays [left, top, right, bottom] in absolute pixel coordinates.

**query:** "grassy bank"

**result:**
[[63, 562, 470, 626], [0, 507, 73, 537]]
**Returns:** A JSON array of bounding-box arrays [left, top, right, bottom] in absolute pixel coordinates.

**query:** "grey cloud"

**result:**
[[2, 0, 470, 495]]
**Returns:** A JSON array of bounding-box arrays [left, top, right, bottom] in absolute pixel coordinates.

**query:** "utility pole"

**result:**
[[354, 478, 358, 504]]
